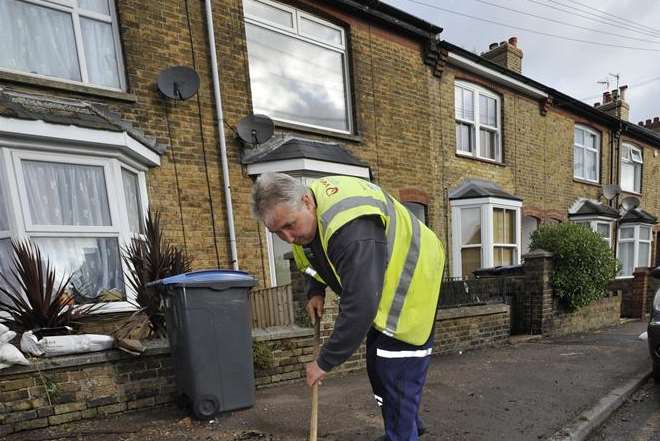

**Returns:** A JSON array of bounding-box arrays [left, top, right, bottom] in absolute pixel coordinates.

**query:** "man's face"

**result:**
[[265, 194, 317, 245]]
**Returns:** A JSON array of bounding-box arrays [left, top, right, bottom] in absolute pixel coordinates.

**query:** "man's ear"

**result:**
[[302, 193, 314, 209]]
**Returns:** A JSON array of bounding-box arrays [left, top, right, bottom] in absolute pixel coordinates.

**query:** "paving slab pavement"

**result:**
[[8, 320, 650, 441]]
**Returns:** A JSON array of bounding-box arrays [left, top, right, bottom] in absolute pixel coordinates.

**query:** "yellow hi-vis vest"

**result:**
[[292, 176, 445, 346]]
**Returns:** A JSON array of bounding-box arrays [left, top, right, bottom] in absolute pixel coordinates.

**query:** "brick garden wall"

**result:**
[[0, 300, 511, 435], [550, 292, 622, 337]]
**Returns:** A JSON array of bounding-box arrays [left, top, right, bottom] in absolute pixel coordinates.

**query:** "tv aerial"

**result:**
[[157, 66, 200, 100], [236, 113, 274, 145]]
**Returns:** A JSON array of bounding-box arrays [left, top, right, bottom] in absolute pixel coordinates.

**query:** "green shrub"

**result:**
[[530, 223, 619, 311], [252, 341, 274, 370]]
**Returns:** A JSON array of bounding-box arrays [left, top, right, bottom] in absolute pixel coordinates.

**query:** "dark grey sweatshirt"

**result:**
[[303, 215, 387, 372]]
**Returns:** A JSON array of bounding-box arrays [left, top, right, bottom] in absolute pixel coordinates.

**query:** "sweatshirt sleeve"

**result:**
[[316, 215, 387, 372]]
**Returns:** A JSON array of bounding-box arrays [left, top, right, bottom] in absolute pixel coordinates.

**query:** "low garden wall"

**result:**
[[550, 292, 622, 337], [0, 299, 511, 435]]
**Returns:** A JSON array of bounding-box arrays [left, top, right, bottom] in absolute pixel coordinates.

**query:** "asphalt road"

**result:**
[[587, 379, 660, 441]]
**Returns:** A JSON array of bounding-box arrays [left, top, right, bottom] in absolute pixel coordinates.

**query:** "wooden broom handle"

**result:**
[[309, 319, 321, 441]]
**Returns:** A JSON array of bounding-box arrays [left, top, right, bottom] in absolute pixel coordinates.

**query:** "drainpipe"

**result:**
[[204, 0, 239, 270]]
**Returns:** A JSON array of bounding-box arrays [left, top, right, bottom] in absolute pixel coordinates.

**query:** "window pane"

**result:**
[[461, 207, 481, 245], [461, 247, 481, 278], [588, 133, 597, 149], [462, 88, 474, 121], [596, 223, 610, 239], [81, 18, 120, 88], [0, 183, 9, 231], [494, 247, 514, 266], [0, 0, 81, 81], [23, 161, 111, 227], [479, 94, 496, 126], [639, 242, 650, 268], [619, 242, 634, 276], [479, 129, 497, 160], [403, 202, 427, 225], [574, 146, 584, 178], [631, 148, 643, 163], [79, 0, 109, 15], [634, 163, 642, 193], [456, 122, 472, 153], [621, 162, 635, 192], [494, 208, 515, 244], [620, 227, 634, 239], [585, 149, 597, 181], [454, 86, 462, 119], [121, 169, 143, 234], [640, 227, 651, 241], [574, 128, 584, 146], [32, 237, 125, 303], [300, 16, 342, 47], [245, 23, 349, 132], [271, 233, 292, 286], [244, 0, 294, 28], [0, 239, 13, 298], [622, 145, 631, 160]]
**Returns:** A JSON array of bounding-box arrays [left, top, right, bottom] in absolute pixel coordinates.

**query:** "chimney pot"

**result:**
[[603, 91, 611, 103], [499, 41, 506, 46], [594, 102, 601, 108], [654, 116, 659, 123], [489, 42, 498, 50], [619, 85, 627, 101], [639, 121, 644, 126], [646, 119, 652, 126], [612, 89, 619, 100], [508, 37, 518, 47]]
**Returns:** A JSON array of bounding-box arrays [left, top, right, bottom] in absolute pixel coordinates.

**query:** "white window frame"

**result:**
[[571, 216, 614, 248], [616, 223, 653, 278], [620, 143, 643, 194], [0, 0, 126, 91], [0, 146, 149, 313], [242, 0, 352, 134], [573, 125, 600, 183], [450, 197, 522, 278], [454, 80, 502, 162]]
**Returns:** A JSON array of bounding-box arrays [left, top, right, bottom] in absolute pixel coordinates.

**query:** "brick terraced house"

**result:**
[[0, 0, 658, 318]]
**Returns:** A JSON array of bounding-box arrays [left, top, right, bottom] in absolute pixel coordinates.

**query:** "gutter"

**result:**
[[205, 0, 239, 270]]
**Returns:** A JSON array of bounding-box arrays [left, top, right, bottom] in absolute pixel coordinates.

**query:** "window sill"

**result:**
[[273, 120, 363, 143], [620, 189, 642, 197], [0, 70, 137, 103], [455, 152, 505, 167], [572, 178, 601, 188]]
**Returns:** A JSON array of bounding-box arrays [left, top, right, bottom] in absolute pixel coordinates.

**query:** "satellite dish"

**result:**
[[236, 114, 274, 145], [601, 184, 620, 201], [621, 195, 640, 211], [157, 66, 200, 100]]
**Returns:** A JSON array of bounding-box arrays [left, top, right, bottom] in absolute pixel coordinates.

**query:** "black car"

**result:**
[[647, 266, 660, 381]]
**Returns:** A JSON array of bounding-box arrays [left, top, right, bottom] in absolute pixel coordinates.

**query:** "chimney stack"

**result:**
[[638, 116, 660, 133], [594, 85, 630, 121], [481, 37, 523, 74]]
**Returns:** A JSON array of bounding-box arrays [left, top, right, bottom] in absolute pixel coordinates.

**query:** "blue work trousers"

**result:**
[[366, 327, 433, 441]]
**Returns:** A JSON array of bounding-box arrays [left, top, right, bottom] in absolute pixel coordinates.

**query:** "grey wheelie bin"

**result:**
[[153, 270, 256, 420]]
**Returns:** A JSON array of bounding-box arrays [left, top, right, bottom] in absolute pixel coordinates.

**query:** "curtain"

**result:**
[[32, 237, 124, 301], [121, 169, 142, 234], [0, 0, 80, 81], [80, 17, 120, 88], [23, 161, 111, 226]]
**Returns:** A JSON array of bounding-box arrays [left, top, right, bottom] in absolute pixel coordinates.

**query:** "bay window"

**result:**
[[243, 0, 352, 133], [0, 0, 125, 90], [573, 125, 600, 183], [454, 81, 501, 162], [617, 224, 653, 277], [0, 148, 148, 309], [620, 144, 643, 194], [573, 219, 614, 248], [451, 198, 522, 278]]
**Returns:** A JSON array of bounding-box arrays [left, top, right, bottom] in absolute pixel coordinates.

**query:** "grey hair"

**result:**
[[251, 172, 309, 221]]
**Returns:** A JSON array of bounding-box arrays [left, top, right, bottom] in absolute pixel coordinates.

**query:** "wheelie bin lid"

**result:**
[[149, 269, 256, 289]]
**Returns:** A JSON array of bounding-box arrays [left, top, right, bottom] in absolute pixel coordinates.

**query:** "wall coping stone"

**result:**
[[0, 339, 170, 377], [253, 325, 314, 342], [437, 303, 510, 320]]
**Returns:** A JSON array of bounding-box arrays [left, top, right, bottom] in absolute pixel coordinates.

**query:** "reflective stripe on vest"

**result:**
[[385, 209, 421, 335]]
